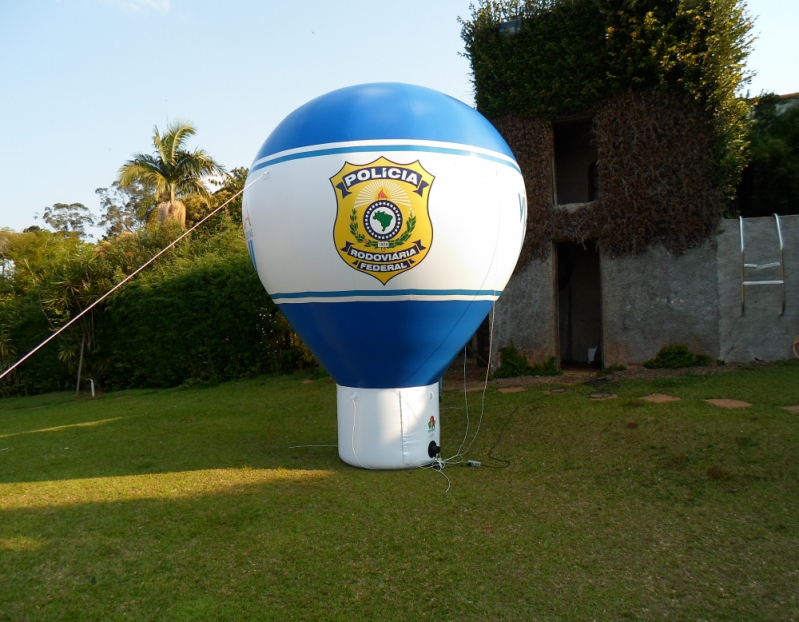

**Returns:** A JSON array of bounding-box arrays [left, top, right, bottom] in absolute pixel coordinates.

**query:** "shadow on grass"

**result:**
[[0, 476, 365, 621], [0, 378, 342, 485], [2, 369, 799, 620]]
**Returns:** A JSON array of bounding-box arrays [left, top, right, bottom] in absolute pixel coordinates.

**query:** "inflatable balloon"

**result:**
[[243, 83, 526, 469]]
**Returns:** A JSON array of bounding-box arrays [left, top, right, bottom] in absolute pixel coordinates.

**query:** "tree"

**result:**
[[0, 230, 10, 278], [185, 167, 250, 228], [96, 180, 158, 237], [0, 228, 106, 395], [40, 246, 113, 396], [39, 203, 95, 238], [117, 120, 226, 228], [737, 94, 799, 216], [210, 167, 249, 226]]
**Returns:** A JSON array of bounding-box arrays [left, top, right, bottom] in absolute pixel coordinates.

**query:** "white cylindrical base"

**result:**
[[336, 383, 440, 469]]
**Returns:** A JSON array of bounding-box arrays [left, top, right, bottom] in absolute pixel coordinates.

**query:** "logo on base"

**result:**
[[331, 157, 434, 284], [428, 416, 436, 432]]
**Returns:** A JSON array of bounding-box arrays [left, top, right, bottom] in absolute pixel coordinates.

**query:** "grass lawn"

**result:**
[[1, 362, 798, 621]]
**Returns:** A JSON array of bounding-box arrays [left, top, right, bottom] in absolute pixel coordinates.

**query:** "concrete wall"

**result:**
[[491, 215, 799, 367], [600, 242, 720, 365], [717, 215, 799, 362], [491, 253, 557, 369]]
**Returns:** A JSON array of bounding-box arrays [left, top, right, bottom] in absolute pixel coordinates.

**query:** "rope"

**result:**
[[461, 301, 496, 456], [0, 173, 267, 381]]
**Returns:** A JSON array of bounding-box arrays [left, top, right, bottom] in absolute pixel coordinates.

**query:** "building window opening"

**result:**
[[553, 119, 599, 205]]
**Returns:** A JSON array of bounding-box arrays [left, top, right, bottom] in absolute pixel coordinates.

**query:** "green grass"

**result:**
[[1, 363, 798, 621]]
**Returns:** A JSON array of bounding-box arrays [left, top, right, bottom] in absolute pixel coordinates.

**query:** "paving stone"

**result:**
[[640, 393, 682, 403], [499, 386, 526, 394], [705, 399, 752, 409]]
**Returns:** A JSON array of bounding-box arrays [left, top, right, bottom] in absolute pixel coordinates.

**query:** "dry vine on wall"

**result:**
[[594, 89, 724, 256], [494, 88, 726, 270]]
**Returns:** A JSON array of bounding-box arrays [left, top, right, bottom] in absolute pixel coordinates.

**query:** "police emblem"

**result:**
[[330, 157, 434, 284]]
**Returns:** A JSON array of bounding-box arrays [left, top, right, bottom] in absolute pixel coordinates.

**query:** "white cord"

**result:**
[[440, 347, 470, 465], [288, 444, 336, 449], [441, 202, 501, 465], [417, 458, 451, 492], [456, 346, 471, 456], [462, 301, 496, 456], [439, 299, 497, 468]]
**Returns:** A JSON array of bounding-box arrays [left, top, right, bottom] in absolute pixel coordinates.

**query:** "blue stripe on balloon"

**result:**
[[253, 83, 515, 161], [248, 144, 521, 176], [278, 299, 493, 388], [270, 289, 501, 300]]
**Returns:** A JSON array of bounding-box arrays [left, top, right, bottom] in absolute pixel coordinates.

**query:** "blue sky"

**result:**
[[0, 0, 796, 236]]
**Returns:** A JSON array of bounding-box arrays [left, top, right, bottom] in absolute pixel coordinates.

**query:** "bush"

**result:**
[[0, 220, 322, 396], [644, 344, 711, 369], [493, 342, 561, 378]]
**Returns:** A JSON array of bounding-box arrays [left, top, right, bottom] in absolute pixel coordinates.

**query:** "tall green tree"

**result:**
[[117, 120, 225, 228], [39, 246, 113, 396], [38, 203, 95, 239], [96, 180, 158, 237], [737, 94, 799, 216]]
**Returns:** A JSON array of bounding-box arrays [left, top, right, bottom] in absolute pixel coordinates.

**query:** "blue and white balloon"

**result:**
[[244, 83, 526, 469]]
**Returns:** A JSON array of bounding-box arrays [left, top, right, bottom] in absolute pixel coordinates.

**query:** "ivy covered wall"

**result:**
[[461, 0, 753, 259]]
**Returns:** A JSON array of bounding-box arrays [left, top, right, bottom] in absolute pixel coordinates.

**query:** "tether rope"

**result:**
[[0, 172, 267, 381]]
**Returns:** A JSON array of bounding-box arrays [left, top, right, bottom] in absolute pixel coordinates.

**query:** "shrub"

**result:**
[[493, 342, 561, 378], [644, 344, 711, 369], [0, 220, 322, 396]]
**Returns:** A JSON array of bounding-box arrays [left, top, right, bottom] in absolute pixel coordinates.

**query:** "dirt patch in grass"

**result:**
[[783, 405, 799, 414], [641, 393, 681, 403], [498, 386, 526, 394], [706, 399, 752, 409], [667, 453, 688, 467], [706, 466, 733, 479]]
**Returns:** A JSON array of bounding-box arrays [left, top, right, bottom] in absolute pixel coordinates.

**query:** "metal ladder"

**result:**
[[739, 214, 785, 316]]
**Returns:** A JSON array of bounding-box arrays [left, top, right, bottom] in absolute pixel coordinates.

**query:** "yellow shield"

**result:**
[[331, 157, 435, 285]]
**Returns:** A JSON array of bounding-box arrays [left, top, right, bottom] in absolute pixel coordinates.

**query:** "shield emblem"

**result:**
[[330, 157, 435, 284]]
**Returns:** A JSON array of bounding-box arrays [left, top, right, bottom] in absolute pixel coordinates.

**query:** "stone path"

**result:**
[[705, 399, 752, 409], [640, 393, 681, 403], [589, 393, 618, 400]]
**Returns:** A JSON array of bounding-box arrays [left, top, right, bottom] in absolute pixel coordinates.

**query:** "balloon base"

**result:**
[[336, 383, 441, 469]]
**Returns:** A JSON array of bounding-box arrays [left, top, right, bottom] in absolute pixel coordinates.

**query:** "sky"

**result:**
[[0, 0, 796, 237]]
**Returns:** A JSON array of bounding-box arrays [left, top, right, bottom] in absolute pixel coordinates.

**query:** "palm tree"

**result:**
[[117, 120, 225, 228]]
